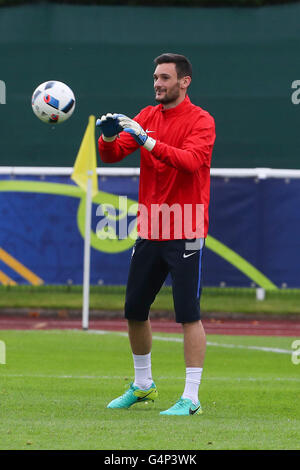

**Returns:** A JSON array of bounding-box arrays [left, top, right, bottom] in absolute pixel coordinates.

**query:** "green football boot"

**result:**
[[107, 382, 158, 409], [160, 397, 203, 416]]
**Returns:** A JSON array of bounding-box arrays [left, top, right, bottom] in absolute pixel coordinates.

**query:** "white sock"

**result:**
[[132, 352, 153, 390], [182, 367, 203, 405]]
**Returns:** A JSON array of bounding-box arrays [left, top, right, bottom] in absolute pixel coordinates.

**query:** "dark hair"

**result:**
[[154, 53, 192, 79]]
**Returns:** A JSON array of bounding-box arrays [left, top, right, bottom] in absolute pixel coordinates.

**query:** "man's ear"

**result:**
[[180, 76, 192, 90]]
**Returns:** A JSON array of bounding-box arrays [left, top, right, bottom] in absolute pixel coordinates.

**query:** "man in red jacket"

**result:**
[[97, 53, 216, 416]]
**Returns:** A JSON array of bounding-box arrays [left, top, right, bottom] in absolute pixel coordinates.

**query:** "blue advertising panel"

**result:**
[[0, 174, 299, 288]]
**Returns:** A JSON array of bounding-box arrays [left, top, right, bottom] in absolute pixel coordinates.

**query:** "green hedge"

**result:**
[[1, 0, 300, 7]]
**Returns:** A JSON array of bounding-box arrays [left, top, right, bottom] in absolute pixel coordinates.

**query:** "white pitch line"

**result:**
[[87, 330, 293, 355], [205, 341, 292, 355], [1, 374, 299, 382]]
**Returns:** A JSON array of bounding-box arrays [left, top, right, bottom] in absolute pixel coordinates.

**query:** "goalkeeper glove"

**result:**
[[96, 113, 124, 141], [117, 115, 156, 152]]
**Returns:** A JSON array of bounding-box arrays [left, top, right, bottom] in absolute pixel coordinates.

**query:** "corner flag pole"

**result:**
[[82, 171, 93, 330], [71, 115, 98, 331]]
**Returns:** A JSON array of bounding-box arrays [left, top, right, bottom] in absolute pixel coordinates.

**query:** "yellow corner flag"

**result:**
[[71, 115, 98, 198]]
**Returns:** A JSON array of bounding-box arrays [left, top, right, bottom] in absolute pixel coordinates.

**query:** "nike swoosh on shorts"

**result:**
[[183, 252, 197, 259]]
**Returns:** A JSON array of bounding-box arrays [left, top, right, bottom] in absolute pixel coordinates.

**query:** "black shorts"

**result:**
[[124, 238, 205, 324]]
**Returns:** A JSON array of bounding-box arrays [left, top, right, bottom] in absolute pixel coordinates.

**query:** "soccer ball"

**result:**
[[31, 80, 75, 124]]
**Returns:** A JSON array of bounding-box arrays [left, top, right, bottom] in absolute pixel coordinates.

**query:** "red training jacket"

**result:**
[[98, 95, 216, 240]]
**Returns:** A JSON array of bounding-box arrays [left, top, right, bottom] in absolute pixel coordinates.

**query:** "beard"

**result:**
[[154, 83, 181, 105]]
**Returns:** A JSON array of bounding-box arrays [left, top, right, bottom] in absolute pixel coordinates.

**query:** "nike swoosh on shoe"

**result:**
[[189, 405, 202, 415], [136, 390, 153, 401]]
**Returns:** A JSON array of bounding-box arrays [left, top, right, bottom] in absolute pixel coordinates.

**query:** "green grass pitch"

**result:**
[[0, 329, 299, 450]]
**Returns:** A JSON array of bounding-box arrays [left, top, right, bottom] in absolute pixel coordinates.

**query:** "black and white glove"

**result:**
[[117, 115, 156, 151]]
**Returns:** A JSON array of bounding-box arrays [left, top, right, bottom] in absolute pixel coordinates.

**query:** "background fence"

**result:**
[[0, 3, 299, 168], [0, 2, 299, 289]]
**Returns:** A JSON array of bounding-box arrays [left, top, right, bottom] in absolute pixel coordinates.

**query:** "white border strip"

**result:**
[[0, 166, 140, 177], [1, 167, 300, 179]]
